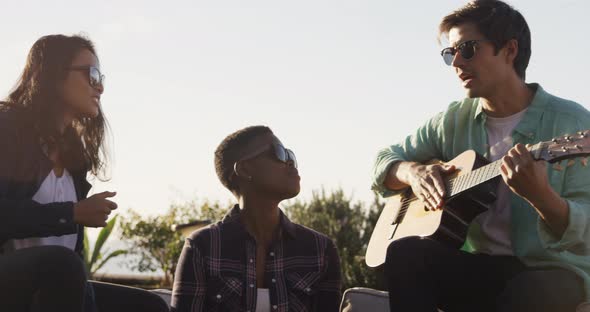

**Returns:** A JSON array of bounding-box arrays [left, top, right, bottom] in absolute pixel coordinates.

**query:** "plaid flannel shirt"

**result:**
[[171, 205, 342, 312]]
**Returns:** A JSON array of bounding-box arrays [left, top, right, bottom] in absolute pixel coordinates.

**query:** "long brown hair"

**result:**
[[2, 34, 109, 179]]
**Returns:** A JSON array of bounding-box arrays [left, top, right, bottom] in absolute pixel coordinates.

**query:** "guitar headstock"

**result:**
[[533, 130, 590, 163]]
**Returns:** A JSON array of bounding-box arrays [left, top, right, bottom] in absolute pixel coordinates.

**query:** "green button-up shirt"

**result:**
[[372, 84, 590, 300]]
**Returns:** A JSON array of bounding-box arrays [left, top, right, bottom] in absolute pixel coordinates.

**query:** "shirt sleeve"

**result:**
[[0, 119, 77, 240], [171, 238, 207, 312], [536, 112, 590, 254], [371, 111, 446, 197], [313, 238, 342, 312], [537, 157, 590, 255]]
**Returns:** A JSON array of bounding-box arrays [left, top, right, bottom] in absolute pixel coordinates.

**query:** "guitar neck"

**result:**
[[444, 143, 545, 198], [445, 159, 502, 198], [442, 130, 590, 198]]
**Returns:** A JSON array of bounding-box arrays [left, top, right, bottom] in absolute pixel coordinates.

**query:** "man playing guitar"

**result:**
[[371, 1, 590, 311]]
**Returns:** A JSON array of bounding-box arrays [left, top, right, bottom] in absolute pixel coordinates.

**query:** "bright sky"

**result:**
[[2, 0, 589, 220]]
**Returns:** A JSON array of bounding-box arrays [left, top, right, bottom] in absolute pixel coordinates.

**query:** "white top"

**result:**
[[256, 288, 271, 312], [4, 169, 78, 252], [471, 109, 527, 255]]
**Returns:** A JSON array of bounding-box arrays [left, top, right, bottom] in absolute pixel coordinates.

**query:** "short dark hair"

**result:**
[[439, 0, 531, 80], [214, 125, 273, 196]]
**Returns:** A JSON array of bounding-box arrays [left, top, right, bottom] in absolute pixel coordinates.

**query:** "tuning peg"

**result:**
[[576, 145, 583, 150], [580, 131, 588, 138], [552, 138, 559, 143]]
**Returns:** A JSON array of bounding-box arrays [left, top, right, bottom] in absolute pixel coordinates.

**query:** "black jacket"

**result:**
[[0, 109, 91, 255]]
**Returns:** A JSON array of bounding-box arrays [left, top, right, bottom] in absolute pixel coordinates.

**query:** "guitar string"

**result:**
[[397, 160, 503, 209], [394, 144, 550, 214]]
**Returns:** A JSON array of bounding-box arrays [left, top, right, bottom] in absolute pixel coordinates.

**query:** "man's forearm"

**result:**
[[384, 161, 417, 191]]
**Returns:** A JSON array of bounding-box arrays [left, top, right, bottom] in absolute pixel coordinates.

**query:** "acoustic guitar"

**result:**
[[365, 131, 590, 268]]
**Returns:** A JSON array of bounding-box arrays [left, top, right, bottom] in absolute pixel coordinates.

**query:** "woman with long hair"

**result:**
[[171, 126, 342, 312], [0, 34, 167, 312]]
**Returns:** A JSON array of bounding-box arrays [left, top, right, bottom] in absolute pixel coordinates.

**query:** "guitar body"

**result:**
[[365, 150, 500, 268], [366, 130, 590, 267]]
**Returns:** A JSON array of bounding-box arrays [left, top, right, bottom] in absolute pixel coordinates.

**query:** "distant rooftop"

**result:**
[[172, 220, 212, 237]]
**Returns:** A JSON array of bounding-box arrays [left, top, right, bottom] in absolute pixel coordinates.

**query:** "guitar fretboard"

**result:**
[[444, 143, 545, 198], [445, 159, 502, 198]]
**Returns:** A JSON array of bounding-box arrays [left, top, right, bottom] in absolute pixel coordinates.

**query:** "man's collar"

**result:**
[[513, 83, 549, 139], [473, 83, 548, 139]]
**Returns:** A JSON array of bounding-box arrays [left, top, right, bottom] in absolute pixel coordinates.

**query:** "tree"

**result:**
[[83, 214, 128, 278], [119, 200, 229, 286], [284, 188, 385, 290]]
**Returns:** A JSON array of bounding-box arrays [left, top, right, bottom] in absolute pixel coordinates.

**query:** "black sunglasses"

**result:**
[[235, 141, 298, 172], [68, 66, 105, 88], [249, 142, 297, 168], [269, 142, 297, 168], [440, 39, 490, 66]]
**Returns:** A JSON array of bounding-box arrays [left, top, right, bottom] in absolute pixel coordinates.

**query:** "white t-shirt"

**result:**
[[471, 108, 528, 255], [4, 169, 79, 252], [256, 288, 271, 312]]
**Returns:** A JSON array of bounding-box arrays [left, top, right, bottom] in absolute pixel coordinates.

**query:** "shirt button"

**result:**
[[216, 294, 222, 299], [269, 252, 275, 257], [305, 287, 311, 292], [273, 305, 277, 310], [271, 278, 276, 283], [59, 218, 66, 224], [249, 258, 254, 263], [249, 284, 254, 288]]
